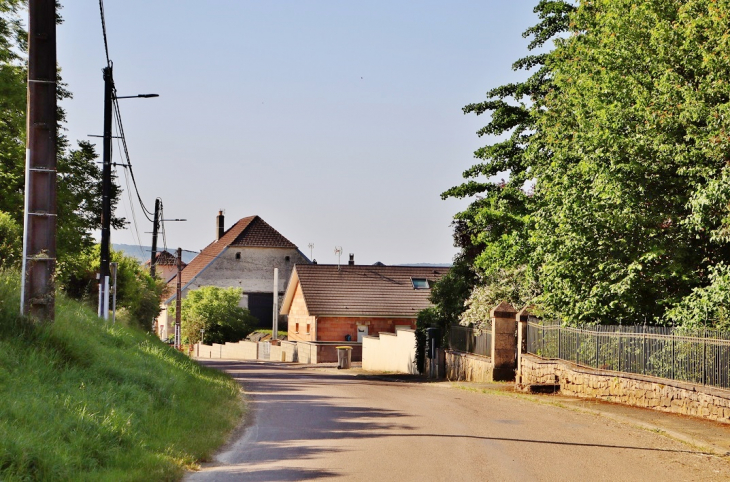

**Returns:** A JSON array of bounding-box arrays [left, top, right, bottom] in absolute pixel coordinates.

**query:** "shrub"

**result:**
[[169, 286, 256, 344]]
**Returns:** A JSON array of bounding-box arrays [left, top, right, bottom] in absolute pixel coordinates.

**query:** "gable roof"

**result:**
[[281, 264, 446, 317], [145, 250, 183, 267], [167, 215, 297, 293]]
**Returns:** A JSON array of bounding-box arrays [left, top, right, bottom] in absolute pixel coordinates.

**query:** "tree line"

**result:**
[[423, 0, 730, 341]]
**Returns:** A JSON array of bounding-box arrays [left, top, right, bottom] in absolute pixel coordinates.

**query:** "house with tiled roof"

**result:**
[[157, 212, 309, 340], [279, 264, 445, 361], [145, 250, 185, 283]]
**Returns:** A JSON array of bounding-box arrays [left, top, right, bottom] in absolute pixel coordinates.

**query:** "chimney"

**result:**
[[348, 253, 355, 266], [216, 210, 225, 240]]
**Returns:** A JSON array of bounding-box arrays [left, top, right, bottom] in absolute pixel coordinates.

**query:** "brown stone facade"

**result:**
[[315, 317, 415, 342], [519, 354, 730, 424], [445, 350, 494, 383]]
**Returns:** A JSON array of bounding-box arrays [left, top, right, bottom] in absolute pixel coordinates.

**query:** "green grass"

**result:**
[[0, 271, 244, 481], [253, 329, 288, 338]]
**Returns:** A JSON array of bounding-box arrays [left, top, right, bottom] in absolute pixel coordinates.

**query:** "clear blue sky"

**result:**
[[56, 1, 542, 265]]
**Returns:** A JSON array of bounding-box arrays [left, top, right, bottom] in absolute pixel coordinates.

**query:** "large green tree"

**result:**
[[447, 0, 730, 328], [439, 1, 574, 321], [530, 0, 730, 325], [0, 1, 124, 277]]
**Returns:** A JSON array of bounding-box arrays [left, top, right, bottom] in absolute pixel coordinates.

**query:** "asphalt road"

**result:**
[[186, 361, 730, 481]]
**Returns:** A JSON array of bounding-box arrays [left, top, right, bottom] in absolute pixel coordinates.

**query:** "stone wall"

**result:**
[[445, 350, 495, 383], [297, 341, 362, 364], [195, 340, 258, 360], [194, 340, 361, 364], [519, 354, 730, 424], [280, 341, 298, 362]]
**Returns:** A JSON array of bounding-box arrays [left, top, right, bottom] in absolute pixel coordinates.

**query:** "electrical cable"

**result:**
[[98, 0, 111, 67], [112, 97, 155, 220]]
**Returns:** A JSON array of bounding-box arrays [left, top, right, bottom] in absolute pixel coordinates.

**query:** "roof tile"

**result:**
[[291, 264, 445, 317]]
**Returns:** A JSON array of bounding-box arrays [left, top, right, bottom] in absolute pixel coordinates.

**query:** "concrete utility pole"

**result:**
[[272, 268, 279, 340], [98, 65, 114, 320], [110, 262, 118, 324], [149, 198, 160, 277], [21, 0, 57, 321], [175, 247, 182, 349]]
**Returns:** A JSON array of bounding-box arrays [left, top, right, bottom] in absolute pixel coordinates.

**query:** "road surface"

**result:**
[[186, 361, 730, 481]]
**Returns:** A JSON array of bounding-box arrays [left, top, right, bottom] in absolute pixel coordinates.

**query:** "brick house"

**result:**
[[157, 212, 309, 339], [280, 264, 445, 346]]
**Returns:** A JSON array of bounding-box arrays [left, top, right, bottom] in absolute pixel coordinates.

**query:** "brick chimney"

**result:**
[[348, 253, 355, 266], [216, 210, 225, 240]]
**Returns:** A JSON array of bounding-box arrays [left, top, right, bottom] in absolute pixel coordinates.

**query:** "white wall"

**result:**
[[190, 247, 308, 295], [362, 329, 418, 374]]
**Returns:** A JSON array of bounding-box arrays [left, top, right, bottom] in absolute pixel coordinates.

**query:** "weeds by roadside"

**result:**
[[0, 270, 244, 481]]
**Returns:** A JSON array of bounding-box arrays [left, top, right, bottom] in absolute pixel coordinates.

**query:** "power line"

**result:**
[[98, 0, 111, 67], [112, 97, 154, 220]]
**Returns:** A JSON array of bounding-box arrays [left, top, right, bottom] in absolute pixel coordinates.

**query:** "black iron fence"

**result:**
[[526, 322, 730, 390], [449, 324, 492, 358]]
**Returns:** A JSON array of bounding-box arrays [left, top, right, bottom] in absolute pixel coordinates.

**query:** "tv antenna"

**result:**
[[334, 246, 343, 270], [308, 243, 314, 261]]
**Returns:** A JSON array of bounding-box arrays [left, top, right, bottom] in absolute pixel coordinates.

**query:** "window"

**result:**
[[295, 323, 299, 333], [411, 278, 429, 289], [235, 252, 241, 260], [285, 256, 290, 262], [306, 324, 310, 334]]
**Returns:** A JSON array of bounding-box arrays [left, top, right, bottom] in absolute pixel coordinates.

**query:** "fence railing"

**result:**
[[526, 322, 730, 390], [449, 324, 492, 358]]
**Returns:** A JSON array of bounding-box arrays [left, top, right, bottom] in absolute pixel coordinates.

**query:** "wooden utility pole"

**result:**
[[149, 198, 160, 277], [98, 66, 114, 320], [175, 247, 182, 349], [21, 0, 57, 321]]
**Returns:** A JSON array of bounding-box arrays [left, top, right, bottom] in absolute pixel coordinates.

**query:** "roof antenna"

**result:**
[[334, 246, 343, 271], [308, 242, 314, 261]]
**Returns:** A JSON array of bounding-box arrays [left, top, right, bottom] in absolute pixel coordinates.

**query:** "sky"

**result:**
[[55, 0, 542, 265]]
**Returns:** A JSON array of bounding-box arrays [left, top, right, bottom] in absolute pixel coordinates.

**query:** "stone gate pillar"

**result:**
[[491, 301, 518, 381], [515, 306, 534, 385]]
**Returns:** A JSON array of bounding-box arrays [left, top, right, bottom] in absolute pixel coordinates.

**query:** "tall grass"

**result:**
[[0, 271, 244, 481]]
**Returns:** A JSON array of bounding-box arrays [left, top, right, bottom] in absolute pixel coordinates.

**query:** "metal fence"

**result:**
[[526, 322, 730, 390], [449, 324, 492, 358]]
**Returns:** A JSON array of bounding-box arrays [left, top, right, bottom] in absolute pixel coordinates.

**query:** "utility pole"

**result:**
[[21, 0, 57, 321], [149, 198, 160, 277], [98, 65, 114, 320], [175, 247, 182, 349], [272, 268, 279, 340], [110, 262, 118, 324]]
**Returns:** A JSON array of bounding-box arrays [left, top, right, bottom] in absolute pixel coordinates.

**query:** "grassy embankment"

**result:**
[[0, 271, 244, 481]]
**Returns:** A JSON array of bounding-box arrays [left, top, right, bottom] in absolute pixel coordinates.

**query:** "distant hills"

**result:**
[[114, 244, 452, 268]]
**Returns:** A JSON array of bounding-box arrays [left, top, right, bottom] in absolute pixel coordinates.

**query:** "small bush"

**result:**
[[170, 286, 256, 345], [0, 211, 21, 270]]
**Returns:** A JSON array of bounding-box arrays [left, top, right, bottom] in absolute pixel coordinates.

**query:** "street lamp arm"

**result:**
[[115, 94, 159, 99]]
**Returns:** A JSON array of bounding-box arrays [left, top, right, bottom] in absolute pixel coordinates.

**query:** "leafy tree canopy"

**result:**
[[169, 286, 256, 345], [0, 1, 124, 277], [443, 0, 730, 328]]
